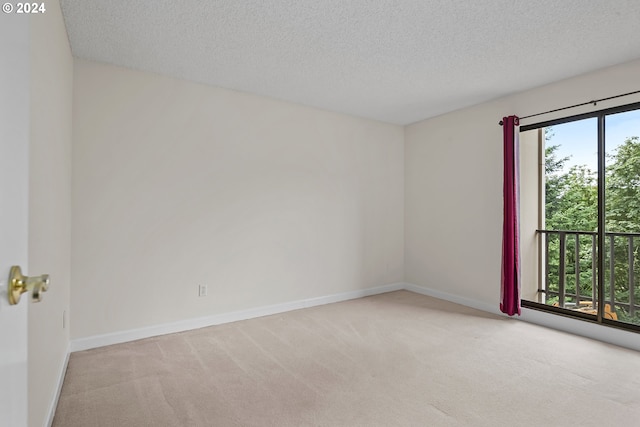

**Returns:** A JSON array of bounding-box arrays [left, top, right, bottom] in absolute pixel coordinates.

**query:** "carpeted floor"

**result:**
[[53, 291, 640, 426]]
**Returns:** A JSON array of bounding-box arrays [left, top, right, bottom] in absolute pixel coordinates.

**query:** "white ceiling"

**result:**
[[60, 0, 640, 125]]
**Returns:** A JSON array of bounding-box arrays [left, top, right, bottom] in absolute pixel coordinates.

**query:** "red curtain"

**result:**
[[501, 116, 521, 316]]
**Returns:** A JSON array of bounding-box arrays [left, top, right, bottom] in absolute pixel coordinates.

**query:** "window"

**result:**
[[520, 102, 640, 331]]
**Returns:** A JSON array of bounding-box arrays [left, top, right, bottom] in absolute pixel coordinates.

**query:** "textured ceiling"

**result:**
[[60, 0, 640, 125]]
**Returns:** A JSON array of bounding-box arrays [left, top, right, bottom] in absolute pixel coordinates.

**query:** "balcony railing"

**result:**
[[537, 229, 640, 324]]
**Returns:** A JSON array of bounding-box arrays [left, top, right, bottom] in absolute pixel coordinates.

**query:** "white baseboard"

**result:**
[[69, 281, 639, 354], [70, 282, 405, 352], [46, 344, 70, 427], [404, 282, 640, 352], [403, 283, 501, 315], [519, 305, 640, 352]]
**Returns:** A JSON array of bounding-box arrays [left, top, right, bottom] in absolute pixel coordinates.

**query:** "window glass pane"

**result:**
[[544, 118, 598, 232], [520, 118, 598, 313], [605, 109, 640, 325], [543, 119, 597, 311]]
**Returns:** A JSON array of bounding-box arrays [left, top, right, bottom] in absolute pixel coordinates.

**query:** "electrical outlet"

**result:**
[[198, 285, 207, 297], [63, 310, 66, 329]]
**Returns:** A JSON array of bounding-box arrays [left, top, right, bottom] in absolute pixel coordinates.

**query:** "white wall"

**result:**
[[71, 61, 404, 340], [28, 1, 73, 426], [405, 59, 640, 308]]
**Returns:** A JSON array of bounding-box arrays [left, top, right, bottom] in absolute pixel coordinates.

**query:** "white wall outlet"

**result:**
[[198, 285, 207, 297]]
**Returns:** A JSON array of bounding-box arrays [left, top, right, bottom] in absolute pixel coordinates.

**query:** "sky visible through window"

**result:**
[[549, 109, 640, 172]]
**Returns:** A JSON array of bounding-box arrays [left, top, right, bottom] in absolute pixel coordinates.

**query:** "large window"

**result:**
[[520, 102, 640, 331]]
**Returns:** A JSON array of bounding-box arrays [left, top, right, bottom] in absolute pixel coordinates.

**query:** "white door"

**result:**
[[0, 14, 31, 427]]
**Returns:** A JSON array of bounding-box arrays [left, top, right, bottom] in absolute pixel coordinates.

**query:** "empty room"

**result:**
[[2, 1, 640, 426]]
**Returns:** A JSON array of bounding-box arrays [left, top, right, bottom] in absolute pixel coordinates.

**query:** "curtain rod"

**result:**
[[498, 89, 640, 125]]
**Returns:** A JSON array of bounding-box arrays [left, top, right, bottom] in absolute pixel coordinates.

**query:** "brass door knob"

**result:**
[[8, 266, 50, 305]]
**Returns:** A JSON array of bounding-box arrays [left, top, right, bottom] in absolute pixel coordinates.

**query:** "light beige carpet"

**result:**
[[53, 291, 640, 426]]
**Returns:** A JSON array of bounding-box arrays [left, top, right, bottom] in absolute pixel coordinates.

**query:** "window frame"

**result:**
[[520, 101, 640, 333]]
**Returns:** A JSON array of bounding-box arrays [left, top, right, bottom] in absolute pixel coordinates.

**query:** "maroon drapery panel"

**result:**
[[501, 116, 521, 316]]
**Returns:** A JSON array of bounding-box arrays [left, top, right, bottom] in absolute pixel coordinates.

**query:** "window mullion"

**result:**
[[597, 114, 606, 323]]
